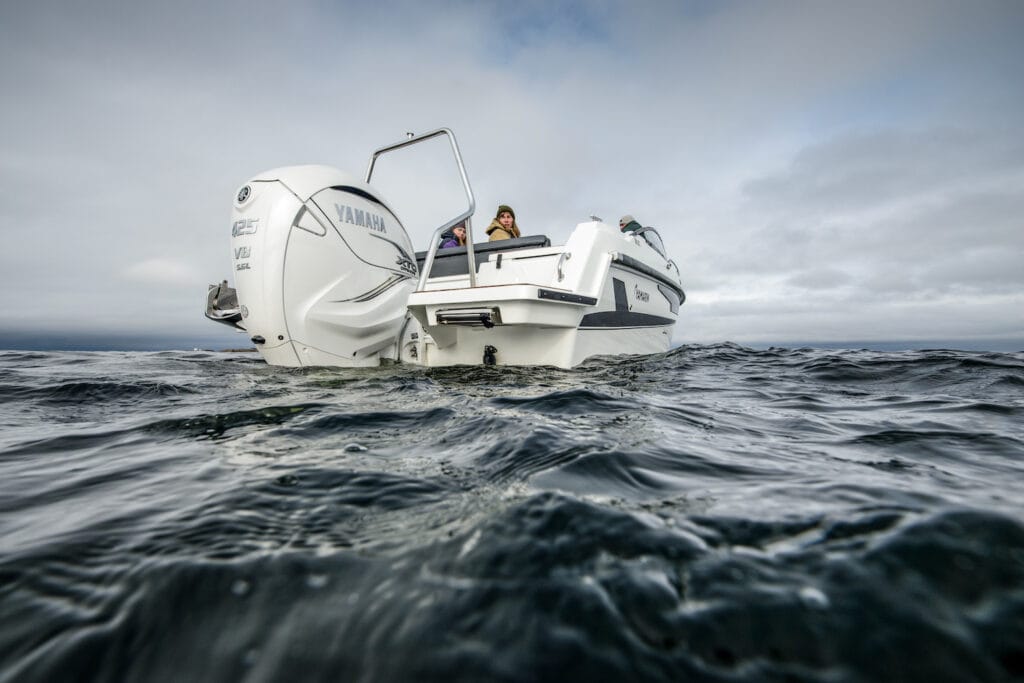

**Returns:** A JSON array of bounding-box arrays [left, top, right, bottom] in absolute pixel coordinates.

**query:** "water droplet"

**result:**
[[307, 574, 328, 589], [344, 443, 368, 452], [232, 579, 251, 597]]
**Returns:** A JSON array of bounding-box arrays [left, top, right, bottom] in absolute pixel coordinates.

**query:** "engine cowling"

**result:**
[[230, 165, 417, 367]]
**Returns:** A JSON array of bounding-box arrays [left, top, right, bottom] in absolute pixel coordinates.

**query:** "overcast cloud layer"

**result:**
[[1, 0, 1022, 348]]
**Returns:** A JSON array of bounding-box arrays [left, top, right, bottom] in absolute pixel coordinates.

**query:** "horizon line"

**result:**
[[0, 330, 1020, 354]]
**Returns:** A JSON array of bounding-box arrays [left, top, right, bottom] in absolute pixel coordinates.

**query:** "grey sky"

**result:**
[[1, 0, 1022, 347]]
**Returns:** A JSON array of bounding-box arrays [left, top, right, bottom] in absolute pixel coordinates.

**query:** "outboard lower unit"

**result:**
[[221, 165, 417, 367]]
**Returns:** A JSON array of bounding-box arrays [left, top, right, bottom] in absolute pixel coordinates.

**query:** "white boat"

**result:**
[[205, 129, 684, 369]]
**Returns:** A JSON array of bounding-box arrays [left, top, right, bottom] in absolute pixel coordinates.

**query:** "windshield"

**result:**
[[636, 228, 666, 258]]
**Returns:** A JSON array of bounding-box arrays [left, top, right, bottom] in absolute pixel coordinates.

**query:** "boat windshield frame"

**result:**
[[633, 227, 667, 259], [365, 128, 478, 290]]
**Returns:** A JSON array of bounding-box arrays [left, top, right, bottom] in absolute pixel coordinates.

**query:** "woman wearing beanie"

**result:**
[[485, 204, 521, 241], [439, 222, 467, 248]]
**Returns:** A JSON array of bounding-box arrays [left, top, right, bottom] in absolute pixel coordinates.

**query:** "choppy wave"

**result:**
[[1, 345, 1023, 682]]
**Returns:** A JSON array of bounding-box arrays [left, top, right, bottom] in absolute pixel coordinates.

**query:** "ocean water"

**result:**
[[1, 344, 1023, 682]]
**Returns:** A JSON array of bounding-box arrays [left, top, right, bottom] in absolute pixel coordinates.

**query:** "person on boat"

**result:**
[[486, 205, 521, 241], [439, 222, 467, 248], [619, 215, 642, 233]]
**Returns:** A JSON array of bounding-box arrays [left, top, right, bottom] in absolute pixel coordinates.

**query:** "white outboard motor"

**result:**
[[229, 165, 417, 367]]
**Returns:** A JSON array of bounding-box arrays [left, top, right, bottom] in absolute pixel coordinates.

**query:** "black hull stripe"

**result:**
[[578, 311, 675, 328], [578, 326, 671, 331]]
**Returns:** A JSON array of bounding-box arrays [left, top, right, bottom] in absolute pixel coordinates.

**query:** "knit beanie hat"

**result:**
[[497, 204, 515, 219], [619, 215, 635, 226]]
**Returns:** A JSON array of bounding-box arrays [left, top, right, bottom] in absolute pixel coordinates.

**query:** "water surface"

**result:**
[[1, 345, 1023, 681]]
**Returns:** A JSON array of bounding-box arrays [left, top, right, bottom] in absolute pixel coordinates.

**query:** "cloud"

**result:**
[[122, 258, 203, 286], [741, 127, 1024, 216], [696, 125, 1024, 301], [786, 268, 852, 291], [1, 0, 1023, 346]]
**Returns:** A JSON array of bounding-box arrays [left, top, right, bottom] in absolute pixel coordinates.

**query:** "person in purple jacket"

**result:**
[[440, 222, 467, 248]]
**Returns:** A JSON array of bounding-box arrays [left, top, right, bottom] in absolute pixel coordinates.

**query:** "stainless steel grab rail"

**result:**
[[557, 251, 572, 281], [366, 128, 477, 289]]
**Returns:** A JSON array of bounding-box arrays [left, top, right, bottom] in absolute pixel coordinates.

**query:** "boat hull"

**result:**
[[402, 222, 682, 368]]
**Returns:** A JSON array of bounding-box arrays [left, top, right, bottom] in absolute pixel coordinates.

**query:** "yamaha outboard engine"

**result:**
[[228, 165, 417, 367]]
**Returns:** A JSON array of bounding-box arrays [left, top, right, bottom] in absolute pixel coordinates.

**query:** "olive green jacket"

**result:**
[[486, 218, 521, 241]]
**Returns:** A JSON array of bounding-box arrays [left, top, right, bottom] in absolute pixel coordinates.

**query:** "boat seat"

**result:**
[[415, 235, 551, 278]]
